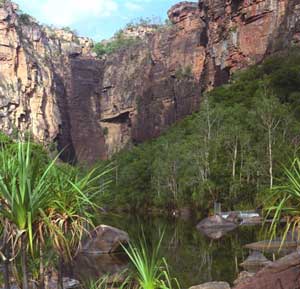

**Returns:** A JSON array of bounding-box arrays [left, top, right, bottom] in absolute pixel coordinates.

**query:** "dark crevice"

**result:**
[[101, 111, 131, 124]]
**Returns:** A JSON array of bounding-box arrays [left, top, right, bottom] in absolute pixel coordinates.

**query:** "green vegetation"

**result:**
[[93, 31, 141, 57], [93, 17, 171, 57], [18, 13, 32, 25], [125, 16, 164, 30], [266, 157, 300, 244], [88, 233, 180, 289], [122, 234, 179, 289], [104, 49, 300, 212], [61, 26, 78, 36], [0, 136, 111, 289]]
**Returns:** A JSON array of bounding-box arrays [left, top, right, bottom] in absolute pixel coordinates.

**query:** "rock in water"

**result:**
[[240, 251, 272, 272], [233, 251, 300, 289], [197, 215, 238, 239], [189, 281, 231, 289], [81, 225, 129, 254], [197, 215, 238, 229], [74, 253, 129, 282]]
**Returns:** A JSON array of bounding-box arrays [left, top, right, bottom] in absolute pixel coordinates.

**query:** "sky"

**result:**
[[13, 0, 191, 41]]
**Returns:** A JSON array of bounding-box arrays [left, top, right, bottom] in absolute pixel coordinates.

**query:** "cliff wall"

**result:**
[[0, 0, 299, 163]]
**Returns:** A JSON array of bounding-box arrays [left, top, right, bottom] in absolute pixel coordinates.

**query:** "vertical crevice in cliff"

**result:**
[[53, 71, 77, 163], [63, 56, 107, 165]]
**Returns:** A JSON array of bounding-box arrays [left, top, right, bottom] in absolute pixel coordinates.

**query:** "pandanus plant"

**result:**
[[0, 139, 113, 289], [266, 157, 300, 245], [42, 163, 113, 289], [0, 141, 57, 289]]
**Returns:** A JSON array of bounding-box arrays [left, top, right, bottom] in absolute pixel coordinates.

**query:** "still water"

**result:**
[[74, 214, 263, 288]]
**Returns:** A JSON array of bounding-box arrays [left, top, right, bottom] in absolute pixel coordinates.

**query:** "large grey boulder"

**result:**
[[189, 282, 231, 289], [81, 225, 129, 254]]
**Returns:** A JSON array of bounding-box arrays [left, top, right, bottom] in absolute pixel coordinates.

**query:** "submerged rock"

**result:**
[[81, 225, 129, 254], [189, 281, 231, 289]]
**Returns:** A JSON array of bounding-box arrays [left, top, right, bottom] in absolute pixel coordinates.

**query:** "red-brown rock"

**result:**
[[0, 0, 300, 163], [233, 251, 300, 289]]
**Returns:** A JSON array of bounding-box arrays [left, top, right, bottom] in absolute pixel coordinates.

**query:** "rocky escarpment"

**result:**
[[0, 1, 104, 162], [0, 0, 300, 163], [98, 0, 300, 156]]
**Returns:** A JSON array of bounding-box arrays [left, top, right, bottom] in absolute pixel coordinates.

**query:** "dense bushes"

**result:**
[[92, 17, 172, 57], [104, 49, 300, 212]]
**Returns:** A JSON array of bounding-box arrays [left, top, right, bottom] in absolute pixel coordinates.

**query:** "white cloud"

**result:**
[[19, 0, 118, 26], [124, 1, 143, 11]]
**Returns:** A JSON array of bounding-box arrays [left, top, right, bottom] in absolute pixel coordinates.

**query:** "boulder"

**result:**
[[233, 271, 255, 287], [226, 212, 242, 224], [241, 216, 263, 225], [233, 251, 300, 289], [197, 215, 238, 239], [197, 215, 238, 229], [189, 282, 231, 289], [74, 252, 128, 282], [81, 225, 129, 254]]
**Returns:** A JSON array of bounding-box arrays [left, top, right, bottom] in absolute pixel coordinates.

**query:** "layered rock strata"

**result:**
[[0, 0, 300, 163]]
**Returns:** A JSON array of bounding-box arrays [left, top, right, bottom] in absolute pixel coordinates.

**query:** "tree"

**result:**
[[255, 88, 288, 188]]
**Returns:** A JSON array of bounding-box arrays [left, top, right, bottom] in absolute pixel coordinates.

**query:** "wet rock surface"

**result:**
[[233, 251, 300, 289], [81, 225, 129, 254], [74, 253, 128, 283]]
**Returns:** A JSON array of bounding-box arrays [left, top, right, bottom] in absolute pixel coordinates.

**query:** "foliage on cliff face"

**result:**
[[93, 31, 142, 57], [103, 49, 300, 212]]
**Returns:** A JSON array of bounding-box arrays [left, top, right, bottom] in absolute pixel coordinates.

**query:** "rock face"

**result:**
[[233, 251, 300, 289], [0, 0, 300, 163], [81, 225, 129, 254]]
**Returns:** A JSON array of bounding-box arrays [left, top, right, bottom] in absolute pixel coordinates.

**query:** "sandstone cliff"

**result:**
[[0, 0, 299, 163]]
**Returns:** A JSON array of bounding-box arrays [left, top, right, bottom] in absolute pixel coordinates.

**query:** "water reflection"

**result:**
[[197, 226, 237, 240], [74, 253, 129, 282], [74, 214, 262, 288]]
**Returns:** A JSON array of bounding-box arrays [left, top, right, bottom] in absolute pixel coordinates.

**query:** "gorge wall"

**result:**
[[0, 0, 300, 163]]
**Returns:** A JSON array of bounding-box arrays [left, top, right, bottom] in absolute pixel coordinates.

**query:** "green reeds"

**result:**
[[265, 157, 300, 247], [122, 233, 180, 289]]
